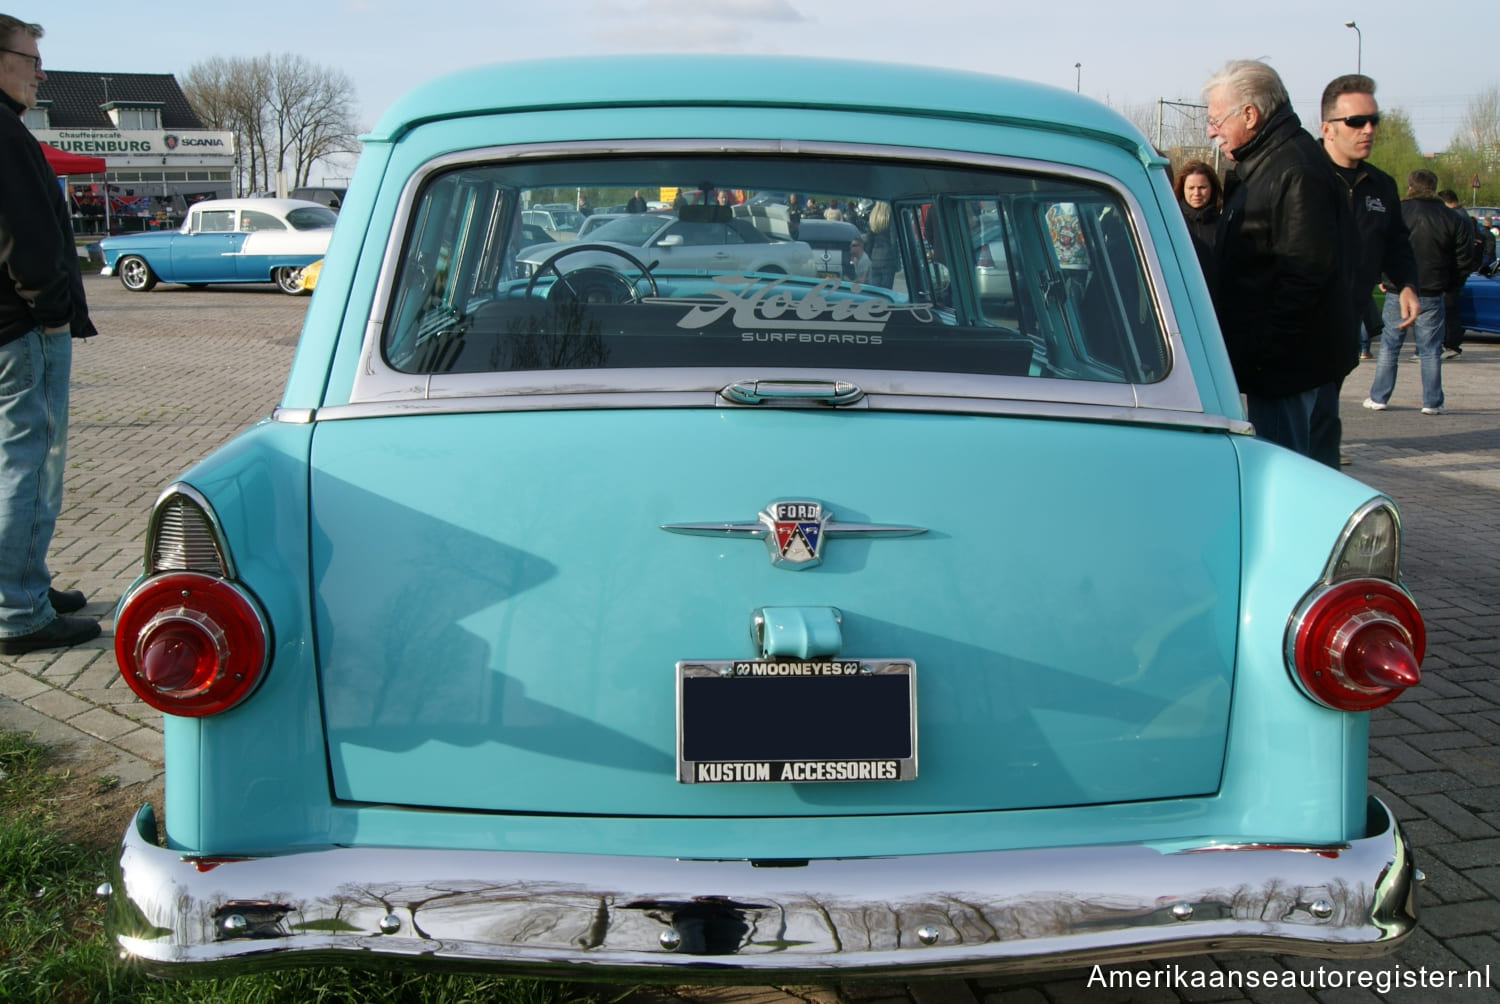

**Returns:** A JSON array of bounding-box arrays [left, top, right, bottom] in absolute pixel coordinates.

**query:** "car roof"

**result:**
[[368, 55, 1150, 159], [190, 198, 330, 214], [797, 219, 862, 240]]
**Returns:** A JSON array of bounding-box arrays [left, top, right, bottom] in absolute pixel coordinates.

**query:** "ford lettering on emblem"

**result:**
[[660, 500, 928, 570], [766, 501, 827, 567]]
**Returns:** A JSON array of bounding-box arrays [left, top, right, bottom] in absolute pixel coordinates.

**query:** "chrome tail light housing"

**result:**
[[1284, 500, 1424, 711], [115, 486, 270, 717]]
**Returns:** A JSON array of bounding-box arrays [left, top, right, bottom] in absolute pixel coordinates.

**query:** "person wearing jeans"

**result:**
[[1364, 289, 1446, 414], [1363, 169, 1472, 416], [0, 15, 99, 654]]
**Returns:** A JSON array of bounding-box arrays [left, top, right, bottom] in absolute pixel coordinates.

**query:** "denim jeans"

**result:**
[[1247, 388, 1318, 456], [1368, 293, 1444, 409], [0, 327, 71, 636]]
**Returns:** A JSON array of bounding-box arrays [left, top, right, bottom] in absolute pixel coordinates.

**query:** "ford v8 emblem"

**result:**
[[765, 500, 829, 567], [661, 500, 927, 570]]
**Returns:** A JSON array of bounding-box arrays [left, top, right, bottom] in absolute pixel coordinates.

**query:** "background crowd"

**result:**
[[1178, 60, 1487, 464]]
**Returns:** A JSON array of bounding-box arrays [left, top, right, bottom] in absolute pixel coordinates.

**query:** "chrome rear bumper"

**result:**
[[106, 797, 1415, 980]]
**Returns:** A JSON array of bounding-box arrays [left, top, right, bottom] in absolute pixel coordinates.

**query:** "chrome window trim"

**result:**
[[349, 139, 1203, 417], [316, 389, 1251, 435]]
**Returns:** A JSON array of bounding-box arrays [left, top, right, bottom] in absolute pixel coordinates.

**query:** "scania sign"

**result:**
[[34, 129, 235, 157], [164, 134, 227, 149]]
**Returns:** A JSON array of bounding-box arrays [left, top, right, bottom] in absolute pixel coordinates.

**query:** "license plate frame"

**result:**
[[675, 658, 917, 783]]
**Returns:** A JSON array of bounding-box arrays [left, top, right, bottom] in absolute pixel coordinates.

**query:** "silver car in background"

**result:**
[[517, 212, 817, 277]]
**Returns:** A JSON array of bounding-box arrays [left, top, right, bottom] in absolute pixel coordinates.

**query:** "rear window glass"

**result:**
[[286, 206, 338, 230], [382, 155, 1167, 384]]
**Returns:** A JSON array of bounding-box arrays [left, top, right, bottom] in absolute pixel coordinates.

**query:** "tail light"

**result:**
[[1284, 500, 1423, 711], [976, 245, 995, 268], [115, 572, 269, 716]]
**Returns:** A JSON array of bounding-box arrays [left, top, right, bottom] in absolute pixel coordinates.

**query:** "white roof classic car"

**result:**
[[98, 198, 337, 295]]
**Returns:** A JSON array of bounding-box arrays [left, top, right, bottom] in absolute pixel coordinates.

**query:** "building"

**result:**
[[29, 70, 235, 232]]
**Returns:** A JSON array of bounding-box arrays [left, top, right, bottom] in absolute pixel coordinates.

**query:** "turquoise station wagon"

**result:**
[[104, 56, 1423, 979]]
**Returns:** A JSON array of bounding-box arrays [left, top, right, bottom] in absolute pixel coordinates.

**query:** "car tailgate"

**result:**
[[310, 407, 1240, 816]]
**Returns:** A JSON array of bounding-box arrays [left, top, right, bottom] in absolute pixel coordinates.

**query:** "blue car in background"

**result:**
[[99, 198, 337, 295], [1459, 271, 1500, 335], [105, 56, 1423, 980]]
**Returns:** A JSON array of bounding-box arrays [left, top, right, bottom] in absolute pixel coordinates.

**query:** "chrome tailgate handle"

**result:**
[[720, 380, 865, 406]]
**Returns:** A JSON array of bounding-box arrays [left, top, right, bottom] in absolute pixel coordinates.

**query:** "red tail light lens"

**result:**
[[976, 245, 995, 268], [115, 572, 270, 716], [1287, 578, 1423, 711]]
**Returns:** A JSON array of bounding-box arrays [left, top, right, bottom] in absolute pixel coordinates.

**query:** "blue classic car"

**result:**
[[1459, 270, 1500, 334], [105, 56, 1423, 979], [98, 198, 338, 295]]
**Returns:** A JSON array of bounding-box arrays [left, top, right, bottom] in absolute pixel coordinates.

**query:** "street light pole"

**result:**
[[1074, 62, 1081, 93], [1345, 20, 1362, 73]]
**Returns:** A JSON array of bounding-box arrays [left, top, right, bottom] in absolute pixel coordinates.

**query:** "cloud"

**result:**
[[594, 0, 807, 26], [588, 0, 807, 51]]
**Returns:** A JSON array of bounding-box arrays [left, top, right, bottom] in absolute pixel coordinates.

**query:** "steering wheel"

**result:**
[[524, 243, 660, 305]]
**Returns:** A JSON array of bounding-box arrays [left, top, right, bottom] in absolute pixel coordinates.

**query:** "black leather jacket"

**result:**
[[1212, 104, 1356, 396], [0, 91, 95, 345], [1391, 196, 1473, 296]]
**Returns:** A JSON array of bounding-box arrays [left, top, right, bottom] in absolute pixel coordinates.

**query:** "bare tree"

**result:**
[[183, 53, 359, 196], [1454, 86, 1500, 157]]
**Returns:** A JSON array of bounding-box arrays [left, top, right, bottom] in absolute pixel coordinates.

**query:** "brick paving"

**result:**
[[1, 273, 1497, 1001]]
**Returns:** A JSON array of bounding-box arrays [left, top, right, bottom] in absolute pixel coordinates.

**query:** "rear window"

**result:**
[[381, 155, 1167, 384], [286, 206, 338, 230]]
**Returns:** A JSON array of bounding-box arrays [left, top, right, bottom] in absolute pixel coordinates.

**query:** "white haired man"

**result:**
[[1203, 59, 1355, 457]]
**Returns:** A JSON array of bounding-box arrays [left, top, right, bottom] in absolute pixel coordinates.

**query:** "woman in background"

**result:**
[[1173, 159, 1222, 278]]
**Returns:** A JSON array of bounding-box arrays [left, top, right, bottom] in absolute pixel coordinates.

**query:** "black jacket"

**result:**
[[1333, 160, 1417, 300], [1391, 195, 1473, 296], [0, 91, 95, 345], [1212, 104, 1356, 396], [1178, 199, 1218, 284]]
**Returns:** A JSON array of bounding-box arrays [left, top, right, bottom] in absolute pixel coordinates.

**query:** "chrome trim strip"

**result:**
[[1320, 498, 1404, 585], [143, 484, 234, 579], [109, 797, 1414, 978], [347, 138, 1204, 418], [271, 407, 316, 425], [317, 391, 1254, 434]]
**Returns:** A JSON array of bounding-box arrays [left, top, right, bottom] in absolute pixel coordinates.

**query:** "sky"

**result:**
[[37, 0, 1491, 182]]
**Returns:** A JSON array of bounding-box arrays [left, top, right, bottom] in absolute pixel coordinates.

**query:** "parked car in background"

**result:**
[[1459, 271, 1500, 334], [291, 186, 347, 210], [576, 212, 632, 239], [294, 258, 323, 292], [796, 217, 862, 278], [107, 55, 1422, 982], [515, 210, 817, 279], [98, 198, 337, 295], [522, 207, 584, 239]]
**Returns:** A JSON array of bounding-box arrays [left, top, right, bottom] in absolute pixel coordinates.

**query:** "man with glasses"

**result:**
[[1202, 59, 1354, 458], [1316, 74, 1417, 468], [0, 14, 100, 654], [845, 236, 872, 282]]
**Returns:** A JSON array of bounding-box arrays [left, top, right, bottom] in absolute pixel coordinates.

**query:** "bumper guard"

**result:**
[[106, 797, 1415, 980]]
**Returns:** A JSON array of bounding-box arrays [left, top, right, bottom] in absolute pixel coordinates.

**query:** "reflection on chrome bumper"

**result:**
[[106, 798, 1415, 980]]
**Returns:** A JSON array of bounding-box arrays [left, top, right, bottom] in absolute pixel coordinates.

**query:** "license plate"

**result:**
[[676, 659, 916, 783]]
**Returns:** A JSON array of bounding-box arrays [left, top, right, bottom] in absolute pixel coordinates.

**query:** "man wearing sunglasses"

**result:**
[[0, 14, 100, 654], [1315, 74, 1417, 468], [1202, 59, 1354, 458]]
